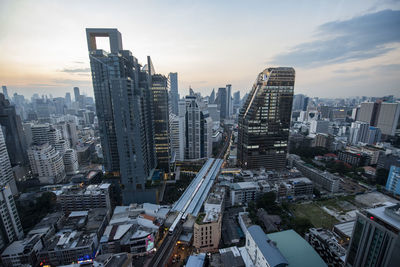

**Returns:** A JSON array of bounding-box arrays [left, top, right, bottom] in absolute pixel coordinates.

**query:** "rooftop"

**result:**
[[186, 253, 206, 267], [267, 229, 327, 267], [365, 202, 400, 230], [247, 225, 288, 267]]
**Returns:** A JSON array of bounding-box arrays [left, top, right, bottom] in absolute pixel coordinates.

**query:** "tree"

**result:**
[[292, 217, 313, 236]]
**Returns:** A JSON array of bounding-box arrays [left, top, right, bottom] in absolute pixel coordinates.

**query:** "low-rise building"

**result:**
[[57, 183, 112, 213]]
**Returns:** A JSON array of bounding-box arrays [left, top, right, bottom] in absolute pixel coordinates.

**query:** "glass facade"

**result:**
[[238, 67, 295, 170]]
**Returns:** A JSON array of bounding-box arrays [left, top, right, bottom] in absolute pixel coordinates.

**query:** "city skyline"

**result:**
[[1, 0, 400, 99]]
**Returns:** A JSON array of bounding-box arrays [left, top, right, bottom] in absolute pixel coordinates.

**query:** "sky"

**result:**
[[0, 0, 399, 99]]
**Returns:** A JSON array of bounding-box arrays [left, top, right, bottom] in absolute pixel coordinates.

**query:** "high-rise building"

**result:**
[[169, 72, 179, 115], [184, 96, 213, 159], [345, 202, 400, 267], [0, 128, 24, 250], [385, 165, 400, 196], [73, 87, 80, 102], [226, 84, 233, 118], [238, 67, 295, 170], [65, 92, 72, 108], [233, 90, 240, 105], [86, 28, 156, 203], [63, 148, 79, 174], [31, 123, 50, 145], [376, 102, 400, 136], [151, 73, 171, 173], [170, 113, 185, 161], [293, 94, 306, 111], [367, 126, 381, 144], [217, 87, 227, 120], [310, 120, 329, 134], [0, 93, 29, 166], [2, 86, 9, 100], [28, 143, 66, 184], [348, 121, 370, 145], [209, 89, 215, 104]]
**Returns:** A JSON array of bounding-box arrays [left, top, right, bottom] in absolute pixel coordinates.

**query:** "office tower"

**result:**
[[170, 113, 185, 161], [86, 28, 157, 203], [151, 73, 171, 173], [310, 120, 329, 134], [169, 72, 179, 115], [293, 94, 305, 111], [345, 202, 400, 267], [348, 121, 370, 145], [0, 93, 29, 166], [233, 91, 240, 105], [184, 96, 213, 159], [28, 143, 65, 184], [207, 104, 220, 123], [2, 86, 10, 100], [66, 122, 78, 148], [65, 92, 72, 108], [238, 67, 295, 170], [73, 87, 80, 102], [367, 126, 381, 144], [376, 102, 400, 136], [209, 89, 215, 104], [226, 84, 232, 118], [217, 87, 228, 120], [0, 128, 24, 251], [356, 102, 379, 126]]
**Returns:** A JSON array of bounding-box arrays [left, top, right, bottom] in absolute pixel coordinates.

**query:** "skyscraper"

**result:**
[[86, 28, 156, 204], [226, 84, 233, 118], [209, 89, 216, 104], [0, 93, 29, 166], [217, 87, 228, 120], [151, 73, 171, 173], [184, 96, 213, 159], [0, 127, 24, 250], [238, 67, 295, 170], [345, 202, 400, 267], [2, 86, 9, 100], [73, 87, 80, 102], [348, 121, 370, 145], [169, 72, 179, 115]]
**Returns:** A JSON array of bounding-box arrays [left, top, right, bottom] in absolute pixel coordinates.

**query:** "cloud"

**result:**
[[271, 9, 400, 67], [59, 67, 90, 73], [333, 63, 400, 74]]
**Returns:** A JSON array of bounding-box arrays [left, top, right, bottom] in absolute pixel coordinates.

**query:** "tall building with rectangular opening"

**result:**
[[86, 28, 156, 204], [238, 67, 295, 170]]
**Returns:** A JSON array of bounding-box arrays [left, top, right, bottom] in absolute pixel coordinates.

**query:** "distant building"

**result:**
[[169, 72, 179, 115], [345, 203, 400, 267], [338, 150, 370, 167], [348, 121, 370, 145], [169, 113, 185, 161], [310, 120, 329, 134], [238, 67, 294, 170], [385, 165, 400, 196]]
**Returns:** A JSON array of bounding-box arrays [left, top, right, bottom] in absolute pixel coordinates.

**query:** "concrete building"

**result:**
[[87, 28, 156, 204], [230, 182, 260, 206], [184, 95, 213, 159], [31, 123, 50, 145], [306, 228, 346, 266], [238, 67, 294, 170], [310, 120, 329, 134], [28, 143, 66, 184], [386, 165, 400, 196], [289, 154, 340, 193], [0, 93, 28, 166], [217, 87, 228, 120], [245, 225, 288, 267], [0, 127, 18, 195], [376, 102, 400, 136], [277, 177, 313, 201], [57, 184, 112, 212], [348, 121, 370, 145], [345, 203, 400, 267], [169, 113, 185, 161], [63, 148, 79, 174]]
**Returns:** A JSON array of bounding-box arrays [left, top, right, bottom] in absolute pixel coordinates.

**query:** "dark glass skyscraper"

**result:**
[[237, 67, 295, 170], [169, 72, 179, 115], [151, 73, 171, 173], [0, 93, 28, 166], [86, 28, 157, 204]]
